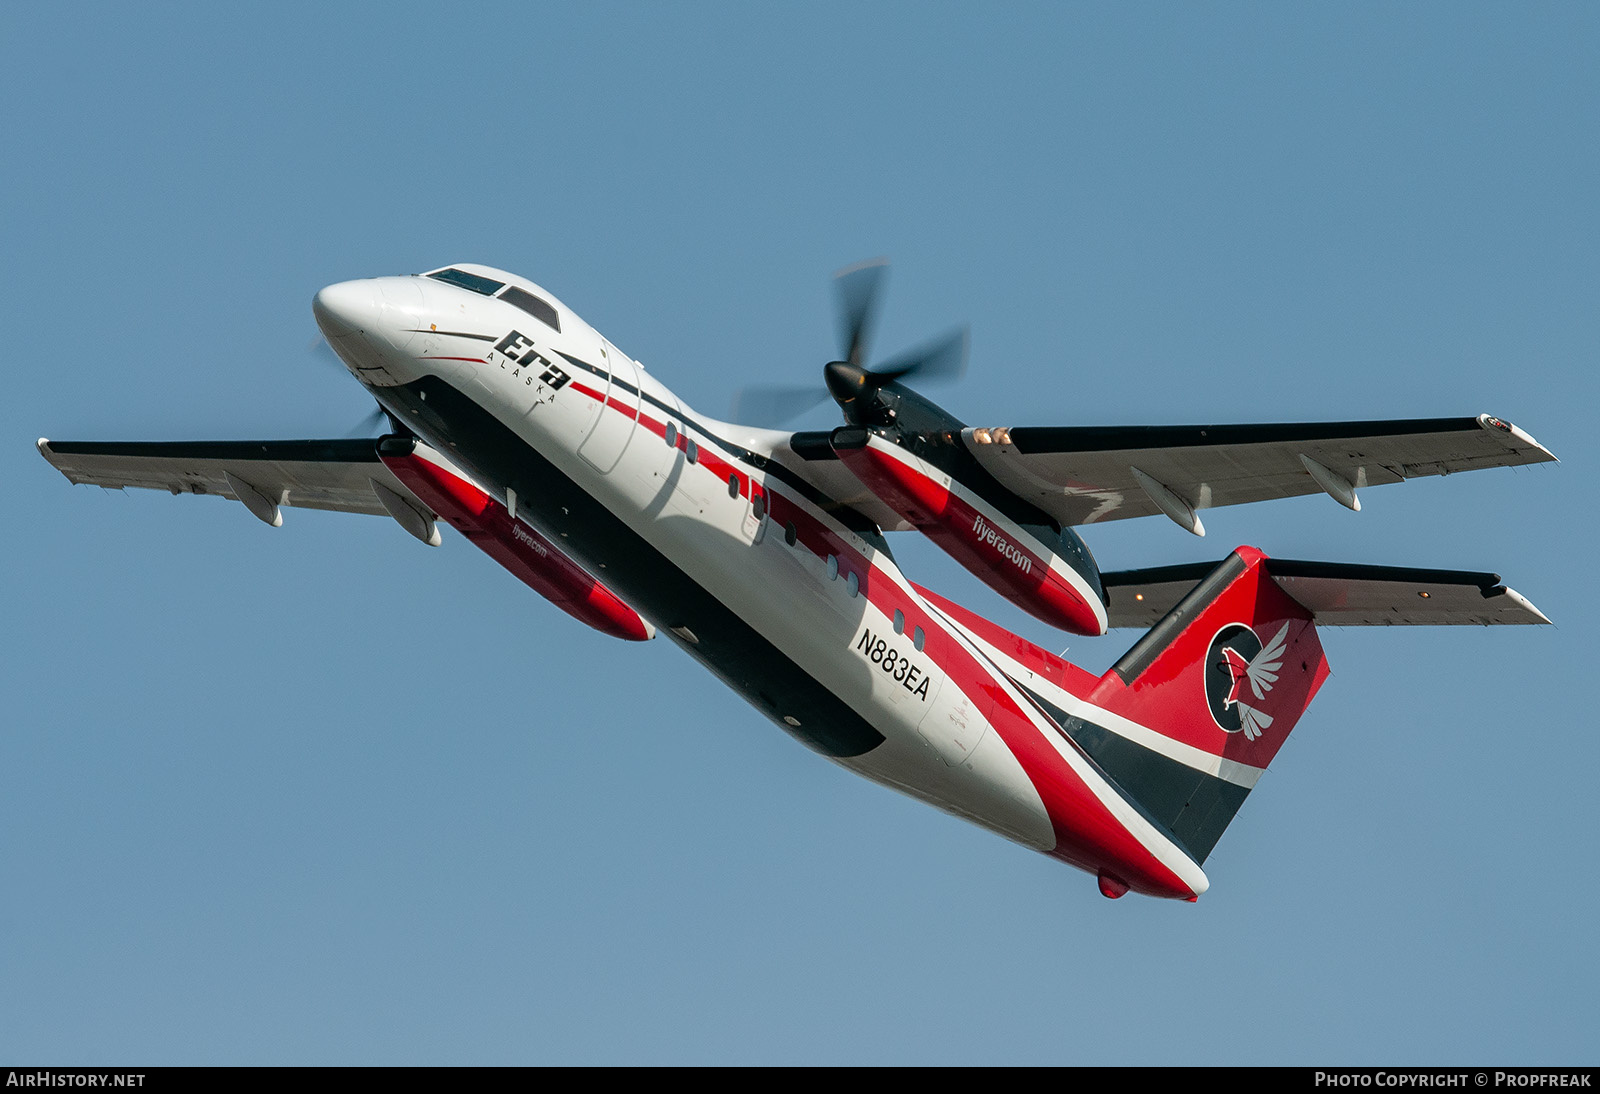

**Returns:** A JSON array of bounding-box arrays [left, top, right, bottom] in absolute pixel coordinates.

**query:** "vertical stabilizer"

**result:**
[[1083, 546, 1331, 862]]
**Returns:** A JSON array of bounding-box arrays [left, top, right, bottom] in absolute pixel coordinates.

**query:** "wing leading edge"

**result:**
[[961, 414, 1555, 531], [37, 437, 435, 534]]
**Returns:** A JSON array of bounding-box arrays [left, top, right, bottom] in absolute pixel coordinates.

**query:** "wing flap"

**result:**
[[964, 414, 1555, 527], [1102, 557, 1552, 628], [37, 438, 427, 520]]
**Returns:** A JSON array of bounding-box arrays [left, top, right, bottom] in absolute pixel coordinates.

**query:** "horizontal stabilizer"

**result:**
[[1101, 558, 1551, 628]]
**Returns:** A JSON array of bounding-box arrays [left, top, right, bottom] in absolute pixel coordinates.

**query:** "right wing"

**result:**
[[960, 414, 1555, 530]]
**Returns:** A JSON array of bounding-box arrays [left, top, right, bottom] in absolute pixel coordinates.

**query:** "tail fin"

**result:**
[[1081, 546, 1331, 864]]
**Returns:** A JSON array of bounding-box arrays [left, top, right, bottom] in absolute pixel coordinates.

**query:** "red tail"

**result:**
[[1090, 546, 1330, 771]]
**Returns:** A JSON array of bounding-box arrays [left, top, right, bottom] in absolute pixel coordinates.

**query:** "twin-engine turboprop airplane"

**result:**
[[38, 261, 1557, 901]]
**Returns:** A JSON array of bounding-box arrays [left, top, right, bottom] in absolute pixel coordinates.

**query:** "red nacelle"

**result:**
[[380, 439, 654, 643], [830, 432, 1108, 636]]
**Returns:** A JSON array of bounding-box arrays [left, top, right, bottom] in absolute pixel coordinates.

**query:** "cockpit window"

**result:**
[[427, 268, 505, 296], [498, 286, 561, 332]]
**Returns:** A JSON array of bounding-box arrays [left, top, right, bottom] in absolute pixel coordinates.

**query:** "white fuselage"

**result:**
[[311, 266, 1208, 899]]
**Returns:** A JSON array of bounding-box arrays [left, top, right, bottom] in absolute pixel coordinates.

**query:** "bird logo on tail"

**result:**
[[1204, 622, 1291, 740]]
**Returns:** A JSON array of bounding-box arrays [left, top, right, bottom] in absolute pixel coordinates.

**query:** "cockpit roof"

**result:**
[[423, 263, 564, 333]]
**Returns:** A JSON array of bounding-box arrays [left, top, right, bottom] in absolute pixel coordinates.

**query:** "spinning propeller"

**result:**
[[732, 259, 969, 426], [311, 333, 406, 437]]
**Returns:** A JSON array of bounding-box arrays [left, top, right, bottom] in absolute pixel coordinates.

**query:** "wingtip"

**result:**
[[36, 437, 50, 455], [1478, 413, 1558, 463], [1495, 585, 1553, 625]]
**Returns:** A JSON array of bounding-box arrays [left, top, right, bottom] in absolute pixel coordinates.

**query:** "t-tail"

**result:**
[[1048, 544, 1548, 886], [1080, 545, 1328, 870]]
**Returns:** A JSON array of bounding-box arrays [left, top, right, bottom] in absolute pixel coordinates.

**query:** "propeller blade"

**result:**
[[309, 333, 344, 369], [833, 257, 889, 368], [730, 384, 834, 426], [870, 325, 969, 385], [348, 404, 388, 437]]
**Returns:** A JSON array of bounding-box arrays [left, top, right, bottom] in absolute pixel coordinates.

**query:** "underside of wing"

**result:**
[[37, 437, 431, 526], [961, 414, 1555, 530], [1101, 558, 1552, 628], [39, 434, 659, 638]]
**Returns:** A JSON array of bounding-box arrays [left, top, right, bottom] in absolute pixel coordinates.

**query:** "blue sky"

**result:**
[[4, 2, 1595, 1064]]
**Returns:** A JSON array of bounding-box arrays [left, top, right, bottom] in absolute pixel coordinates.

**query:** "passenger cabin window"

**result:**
[[427, 268, 505, 296], [499, 286, 561, 332]]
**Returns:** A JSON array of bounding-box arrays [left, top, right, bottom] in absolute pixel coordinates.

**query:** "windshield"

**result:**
[[426, 268, 505, 296], [498, 285, 561, 332]]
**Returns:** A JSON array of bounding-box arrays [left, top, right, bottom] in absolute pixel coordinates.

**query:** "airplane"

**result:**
[[37, 260, 1557, 902]]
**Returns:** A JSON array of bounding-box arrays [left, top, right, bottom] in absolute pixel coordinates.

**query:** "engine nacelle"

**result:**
[[829, 428, 1108, 636], [378, 437, 654, 642]]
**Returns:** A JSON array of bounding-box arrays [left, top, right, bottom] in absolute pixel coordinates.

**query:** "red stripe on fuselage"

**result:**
[[569, 380, 758, 503], [912, 583, 1102, 697]]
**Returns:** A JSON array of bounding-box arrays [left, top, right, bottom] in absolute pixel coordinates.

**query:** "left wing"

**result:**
[[960, 414, 1555, 531], [38, 436, 660, 640], [37, 437, 435, 534]]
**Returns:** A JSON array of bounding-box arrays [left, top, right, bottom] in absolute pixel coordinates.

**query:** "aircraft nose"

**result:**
[[313, 280, 385, 340]]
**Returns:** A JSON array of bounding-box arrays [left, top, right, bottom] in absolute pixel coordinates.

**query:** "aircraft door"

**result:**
[[577, 338, 641, 474], [740, 479, 770, 545]]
